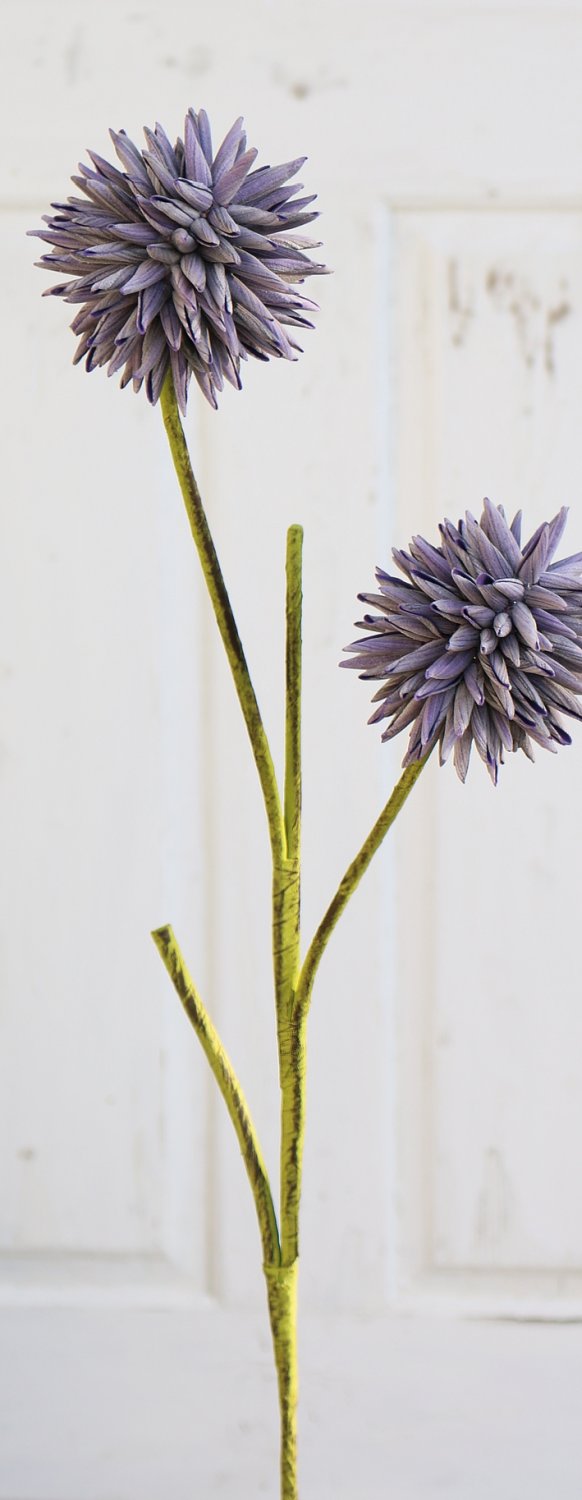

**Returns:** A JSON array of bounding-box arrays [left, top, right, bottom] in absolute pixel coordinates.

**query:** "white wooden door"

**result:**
[[3, 2, 582, 1495]]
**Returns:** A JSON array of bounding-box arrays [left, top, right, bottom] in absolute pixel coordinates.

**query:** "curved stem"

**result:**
[[160, 371, 284, 865], [152, 923, 280, 1268], [294, 754, 430, 1020]]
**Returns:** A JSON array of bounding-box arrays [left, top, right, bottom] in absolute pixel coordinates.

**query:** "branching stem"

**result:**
[[155, 373, 431, 1500]]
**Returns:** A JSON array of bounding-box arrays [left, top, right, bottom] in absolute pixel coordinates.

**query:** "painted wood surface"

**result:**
[[3, 0, 582, 1333]]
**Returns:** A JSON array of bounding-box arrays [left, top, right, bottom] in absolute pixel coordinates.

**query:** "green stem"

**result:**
[[160, 371, 285, 865], [264, 1260, 299, 1500], [265, 753, 430, 1495], [279, 1012, 307, 1267], [272, 528, 303, 1028], [266, 526, 305, 1500], [294, 754, 430, 1020], [157, 383, 429, 1500], [284, 526, 303, 866], [152, 924, 280, 1268], [277, 528, 305, 1258], [159, 380, 302, 1493]]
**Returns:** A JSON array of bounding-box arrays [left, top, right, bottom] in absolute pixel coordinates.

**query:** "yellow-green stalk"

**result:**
[[159, 373, 285, 866], [152, 924, 280, 1267], [154, 371, 430, 1500]]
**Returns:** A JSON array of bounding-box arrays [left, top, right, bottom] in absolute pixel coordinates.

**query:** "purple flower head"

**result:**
[[342, 500, 582, 785], [30, 109, 327, 412]]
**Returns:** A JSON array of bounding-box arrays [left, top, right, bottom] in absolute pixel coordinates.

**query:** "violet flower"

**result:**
[[343, 500, 582, 783], [30, 109, 327, 411]]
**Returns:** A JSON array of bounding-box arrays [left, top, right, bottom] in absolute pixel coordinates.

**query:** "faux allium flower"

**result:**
[[30, 109, 326, 411], [343, 500, 582, 784]]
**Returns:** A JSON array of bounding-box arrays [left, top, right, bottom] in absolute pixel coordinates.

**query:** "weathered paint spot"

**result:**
[[485, 267, 572, 376], [545, 300, 571, 376], [448, 259, 474, 347]]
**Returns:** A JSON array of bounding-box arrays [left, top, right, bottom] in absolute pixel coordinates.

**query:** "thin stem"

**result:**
[[294, 754, 430, 1020], [160, 371, 285, 865], [284, 526, 303, 865], [268, 527, 305, 1500], [276, 526, 305, 1260], [264, 1261, 299, 1500], [152, 923, 280, 1268], [272, 529, 303, 1026], [279, 1012, 307, 1267]]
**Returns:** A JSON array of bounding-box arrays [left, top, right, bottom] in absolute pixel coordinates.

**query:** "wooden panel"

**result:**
[[395, 211, 582, 1286], [0, 213, 208, 1279], [7, 0, 582, 1316], [6, 2, 582, 209]]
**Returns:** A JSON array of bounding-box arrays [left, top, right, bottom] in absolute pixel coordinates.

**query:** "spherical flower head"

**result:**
[[342, 499, 582, 785], [30, 108, 327, 412]]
